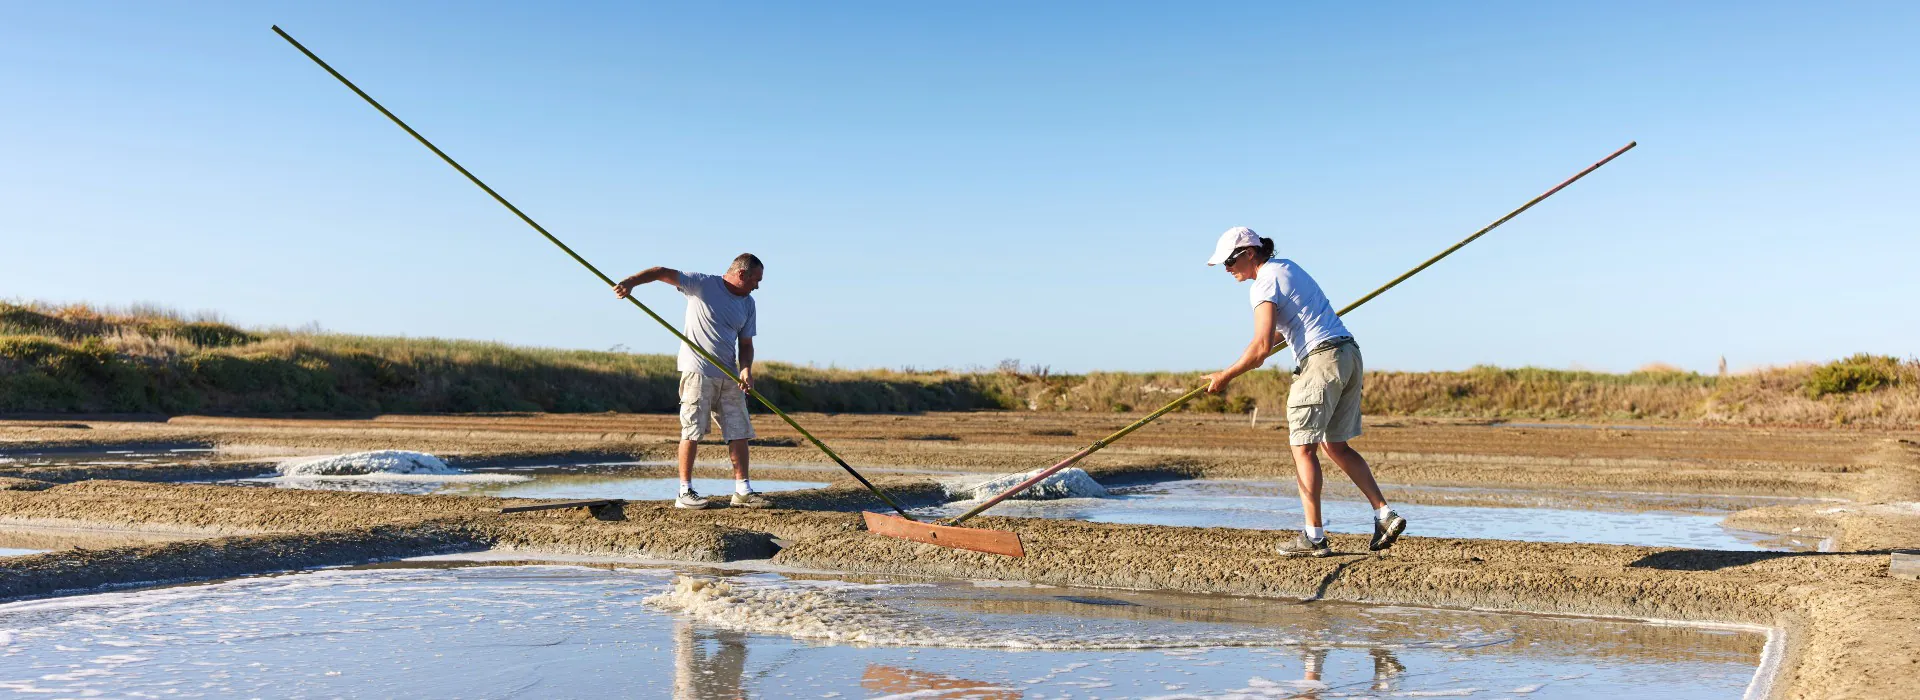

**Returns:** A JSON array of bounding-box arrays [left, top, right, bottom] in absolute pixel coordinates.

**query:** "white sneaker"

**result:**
[[730, 491, 772, 509], [675, 491, 719, 509]]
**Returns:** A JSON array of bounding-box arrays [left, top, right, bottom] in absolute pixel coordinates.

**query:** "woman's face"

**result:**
[[1225, 249, 1262, 282]]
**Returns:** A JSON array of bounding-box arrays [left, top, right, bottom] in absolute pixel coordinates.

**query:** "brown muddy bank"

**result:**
[[2, 413, 1918, 698], [5, 413, 1911, 495]]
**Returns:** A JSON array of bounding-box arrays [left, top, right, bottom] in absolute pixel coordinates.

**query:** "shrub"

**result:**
[[1805, 354, 1903, 398]]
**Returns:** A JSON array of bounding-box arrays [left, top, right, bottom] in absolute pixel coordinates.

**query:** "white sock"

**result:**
[[736, 479, 753, 496], [1304, 525, 1325, 540], [1376, 505, 1394, 521], [679, 481, 694, 496]]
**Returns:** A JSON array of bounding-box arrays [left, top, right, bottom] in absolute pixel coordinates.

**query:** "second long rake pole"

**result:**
[[271, 25, 915, 518], [946, 141, 1638, 526]]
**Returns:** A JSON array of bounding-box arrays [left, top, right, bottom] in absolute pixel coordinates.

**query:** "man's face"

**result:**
[[735, 266, 764, 293]]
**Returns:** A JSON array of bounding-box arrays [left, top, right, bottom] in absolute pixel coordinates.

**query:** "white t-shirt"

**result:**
[[1249, 259, 1350, 369], [674, 271, 757, 378]]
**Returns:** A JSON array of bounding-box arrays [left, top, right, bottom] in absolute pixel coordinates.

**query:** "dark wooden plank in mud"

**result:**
[[500, 499, 622, 514]]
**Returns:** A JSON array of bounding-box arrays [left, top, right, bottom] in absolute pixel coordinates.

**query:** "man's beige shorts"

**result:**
[[1287, 343, 1364, 446], [679, 372, 756, 442]]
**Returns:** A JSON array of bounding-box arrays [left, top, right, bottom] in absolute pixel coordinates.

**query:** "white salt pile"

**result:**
[[948, 467, 1108, 502], [277, 450, 459, 477]]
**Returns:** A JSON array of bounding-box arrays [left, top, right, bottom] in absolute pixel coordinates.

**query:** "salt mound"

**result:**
[[950, 467, 1107, 502], [278, 450, 458, 477]]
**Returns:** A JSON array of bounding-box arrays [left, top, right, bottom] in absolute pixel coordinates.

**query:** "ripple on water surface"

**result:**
[[0, 563, 1763, 698]]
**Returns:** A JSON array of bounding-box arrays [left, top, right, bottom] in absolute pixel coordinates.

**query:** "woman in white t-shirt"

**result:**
[[1202, 227, 1406, 557]]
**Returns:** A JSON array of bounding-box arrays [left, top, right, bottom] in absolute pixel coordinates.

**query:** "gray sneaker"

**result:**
[[1277, 532, 1332, 558], [675, 491, 719, 510], [1371, 511, 1407, 551], [729, 491, 772, 509]]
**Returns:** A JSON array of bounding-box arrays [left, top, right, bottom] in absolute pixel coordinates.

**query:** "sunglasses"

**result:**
[[1223, 247, 1254, 268]]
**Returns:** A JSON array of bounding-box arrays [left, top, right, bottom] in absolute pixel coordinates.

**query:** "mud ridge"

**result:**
[[0, 477, 52, 491], [0, 522, 480, 603]]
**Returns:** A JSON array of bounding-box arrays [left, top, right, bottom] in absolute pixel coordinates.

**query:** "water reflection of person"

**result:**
[[862, 664, 1021, 699], [1296, 647, 1330, 698], [673, 619, 747, 699], [1288, 647, 1402, 698], [1369, 647, 1405, 691]]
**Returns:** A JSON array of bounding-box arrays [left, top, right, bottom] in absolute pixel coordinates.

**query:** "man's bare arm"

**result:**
[[736, 336, 755, 391], [613, 267, 680, 299]]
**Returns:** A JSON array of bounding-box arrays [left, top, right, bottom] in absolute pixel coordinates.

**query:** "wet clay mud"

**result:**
[[2, 413, 1917, 698]]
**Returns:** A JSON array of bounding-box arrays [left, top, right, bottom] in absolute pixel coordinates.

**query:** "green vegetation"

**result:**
[[1804, 354, 1904, 398], [3, 301, 1915, 427]]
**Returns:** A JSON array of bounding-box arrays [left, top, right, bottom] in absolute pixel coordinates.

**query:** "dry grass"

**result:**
[[3, 300, 1914, 427]]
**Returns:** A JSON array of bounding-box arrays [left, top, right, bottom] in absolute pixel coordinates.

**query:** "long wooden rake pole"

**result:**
[[271, 26, 917, 518], [944, 141, 1638, 526]]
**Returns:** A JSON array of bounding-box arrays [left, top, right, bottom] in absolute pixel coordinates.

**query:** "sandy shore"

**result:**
[[3, 412, 1917, 698]]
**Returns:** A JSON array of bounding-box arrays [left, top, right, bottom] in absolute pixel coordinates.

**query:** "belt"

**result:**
[[1292, 336, 1356, 375]]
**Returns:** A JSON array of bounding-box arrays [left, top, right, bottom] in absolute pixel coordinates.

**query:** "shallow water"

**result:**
[[919, 480, 1812, 551], [240, 468, 829, 500], [442, 473, 832, 501], [0, 446, 213, 469], [0, 549, 37, 558], [0, 562, 1761, 698]]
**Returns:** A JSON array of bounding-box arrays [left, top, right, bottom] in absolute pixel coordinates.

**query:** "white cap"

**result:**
[[1205, 226, 1263, 266]]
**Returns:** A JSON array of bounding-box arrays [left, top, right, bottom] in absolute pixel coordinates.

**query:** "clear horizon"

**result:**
[[4, 2, 1915, 374]]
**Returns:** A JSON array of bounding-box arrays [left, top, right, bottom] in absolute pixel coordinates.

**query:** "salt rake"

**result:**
[[271, 26, 917, 519], [866, 141, 1638, 556]]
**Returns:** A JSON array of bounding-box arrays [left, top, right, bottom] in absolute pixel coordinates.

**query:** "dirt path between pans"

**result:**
[[3, 413, 1919, 699]]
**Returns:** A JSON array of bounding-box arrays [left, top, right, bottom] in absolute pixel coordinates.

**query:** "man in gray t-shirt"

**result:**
[[614, 253, 769, 510]]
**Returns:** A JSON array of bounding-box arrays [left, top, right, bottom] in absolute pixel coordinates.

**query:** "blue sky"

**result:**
[[2, 2, 1914, 373]]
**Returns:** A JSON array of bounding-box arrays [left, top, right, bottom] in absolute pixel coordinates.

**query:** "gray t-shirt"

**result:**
[[674, 271, 757, 378]]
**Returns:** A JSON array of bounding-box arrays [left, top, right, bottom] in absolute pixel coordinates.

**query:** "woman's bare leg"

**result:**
[[1291, 443, 1324, 528], [1323, 441, 1387, 509]]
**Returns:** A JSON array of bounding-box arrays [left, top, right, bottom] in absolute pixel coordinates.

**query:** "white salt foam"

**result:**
[[278, 450, 458, 477], [948, 468, 1107, 502], [645, 576, 1403, 651]]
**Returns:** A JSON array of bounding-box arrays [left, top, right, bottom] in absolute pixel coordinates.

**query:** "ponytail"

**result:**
[[1258, 236, 1275, 261]]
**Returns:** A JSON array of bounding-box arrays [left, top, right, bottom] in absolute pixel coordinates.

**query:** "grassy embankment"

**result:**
[[2, 302, 1914, 427]]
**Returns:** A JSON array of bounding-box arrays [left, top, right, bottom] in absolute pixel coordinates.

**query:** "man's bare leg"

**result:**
[[674, 439, 720, 508], [728, 439, 750, 481], [678, 439, 699, 486], [726, 438, 770, 507], [1323, 441, 1387, 509]]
